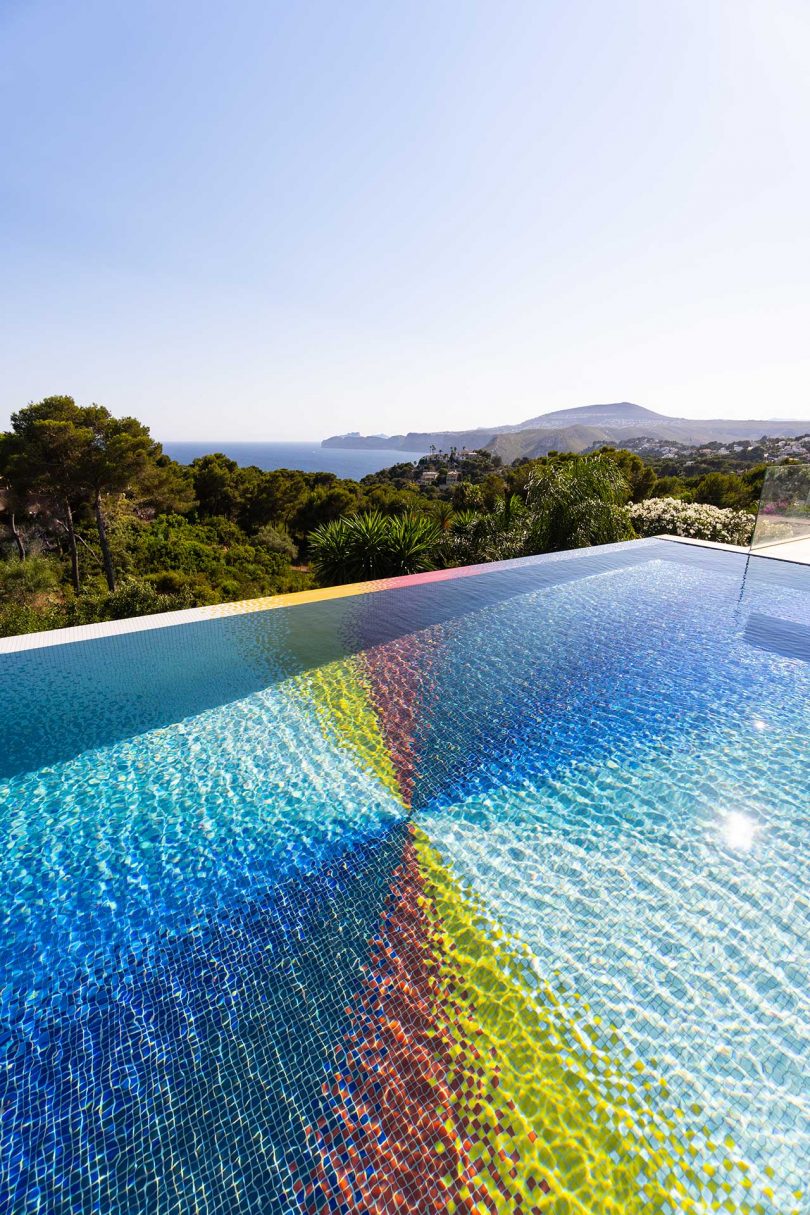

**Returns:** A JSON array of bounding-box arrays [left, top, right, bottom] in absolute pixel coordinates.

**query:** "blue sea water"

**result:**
[[0, 539, 807, 1213], [162, 440, 429, 477]]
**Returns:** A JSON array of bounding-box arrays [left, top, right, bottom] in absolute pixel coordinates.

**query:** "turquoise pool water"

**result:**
[[0, 539, 807, 1214]]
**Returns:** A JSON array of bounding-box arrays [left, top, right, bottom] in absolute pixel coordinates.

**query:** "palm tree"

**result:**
[[523, 455, 631, 552], [441, 458, 630, 565], [429, 500, 455, 532]]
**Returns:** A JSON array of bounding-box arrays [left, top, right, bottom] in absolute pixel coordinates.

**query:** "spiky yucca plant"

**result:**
[[385, 513, 442, 574], [309, 511, 441, 585]]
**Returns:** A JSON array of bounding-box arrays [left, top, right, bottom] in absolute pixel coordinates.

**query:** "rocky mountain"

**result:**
[[322, 402, 809, 461]]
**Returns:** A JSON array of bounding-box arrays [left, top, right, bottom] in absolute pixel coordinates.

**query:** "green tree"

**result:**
[[428, 499, 456, 532], [8, 397, 170, 593], [290, 483, 363, 538], [190, 453, 243, 520], [451, 481, 484, 510], [694, 471, 749, 509], [78, 406, 155, 590], [480, 472, 507, 511], [361, 483, 423, 517], [135, 453, 197, 516], [0, 433, 29, 560], [263, 469, 311, 528], [8, 397, 91, 591], [598, 448, 657, 502], [0, 553, 64, 637]]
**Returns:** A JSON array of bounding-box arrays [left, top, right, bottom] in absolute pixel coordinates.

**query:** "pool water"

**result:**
[[0, 539, 807, 1214]]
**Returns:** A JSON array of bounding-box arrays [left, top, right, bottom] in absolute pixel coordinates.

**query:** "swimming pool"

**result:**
[[0, 538, 807, 1214]]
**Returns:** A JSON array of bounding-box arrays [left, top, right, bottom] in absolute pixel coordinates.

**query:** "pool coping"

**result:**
[[0, 535, 749, 655]]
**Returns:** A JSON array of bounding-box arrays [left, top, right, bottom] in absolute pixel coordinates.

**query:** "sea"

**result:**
[[162, 441, 429, 479]]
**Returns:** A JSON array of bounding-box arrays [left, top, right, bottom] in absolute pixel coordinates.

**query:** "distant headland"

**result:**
[[322, 401, 809, 461]]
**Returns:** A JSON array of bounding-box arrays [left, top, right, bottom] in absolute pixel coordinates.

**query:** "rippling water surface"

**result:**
[[0, 540, 807, 1214]]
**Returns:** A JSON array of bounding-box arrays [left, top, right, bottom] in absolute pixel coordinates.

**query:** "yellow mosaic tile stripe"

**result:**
[[203, 576, 393, 618], [201, 564, 486, 619], [413, 827, 788, 1215], [292, 656, 406, 806]]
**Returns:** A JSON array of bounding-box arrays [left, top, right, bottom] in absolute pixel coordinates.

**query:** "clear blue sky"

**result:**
[[2, 0, 808, 440]]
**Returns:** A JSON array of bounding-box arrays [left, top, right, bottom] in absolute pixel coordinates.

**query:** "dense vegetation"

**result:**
[[309, 454, 634, 583], [0, 395, 780, 638]]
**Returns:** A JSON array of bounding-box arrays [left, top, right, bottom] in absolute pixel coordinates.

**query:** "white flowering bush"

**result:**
[[628, 497, 754, 545]]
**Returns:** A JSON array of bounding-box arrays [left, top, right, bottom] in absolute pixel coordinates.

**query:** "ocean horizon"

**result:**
[[162, 441, 429, 478]]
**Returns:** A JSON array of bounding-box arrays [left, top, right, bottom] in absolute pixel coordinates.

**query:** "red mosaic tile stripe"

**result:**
[[359, 638, 430, 808], [298, 830, 549, 1214]]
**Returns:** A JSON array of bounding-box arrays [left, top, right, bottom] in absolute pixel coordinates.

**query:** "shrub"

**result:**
[[0, 601, 65, 637], [0, 554, 61, 601], [628, 497, 754, 545], [144, 569, 206, 599], [0, 555, 65, 637], [254, 523, 298, 562], [65, 578, 198, 625]]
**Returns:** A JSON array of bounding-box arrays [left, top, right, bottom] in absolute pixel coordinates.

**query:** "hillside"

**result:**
[[484, 425, 613, 462], [322, 401, 809, 459], [514, 401, 663, 430]]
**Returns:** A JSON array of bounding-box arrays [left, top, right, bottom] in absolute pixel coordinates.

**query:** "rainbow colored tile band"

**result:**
[[284, 650, 789, 1215]]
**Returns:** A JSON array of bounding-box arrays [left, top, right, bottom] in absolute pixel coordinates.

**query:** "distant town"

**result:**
[[592, 433, 810, 466]]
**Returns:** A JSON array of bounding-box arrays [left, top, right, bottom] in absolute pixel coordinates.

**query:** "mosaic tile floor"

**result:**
[[0, 541, 807, 1213]]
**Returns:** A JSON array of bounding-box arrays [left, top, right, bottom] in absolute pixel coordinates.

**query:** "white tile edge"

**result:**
[[0, 534, 753, 656], [654, 534, 748, 553]]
